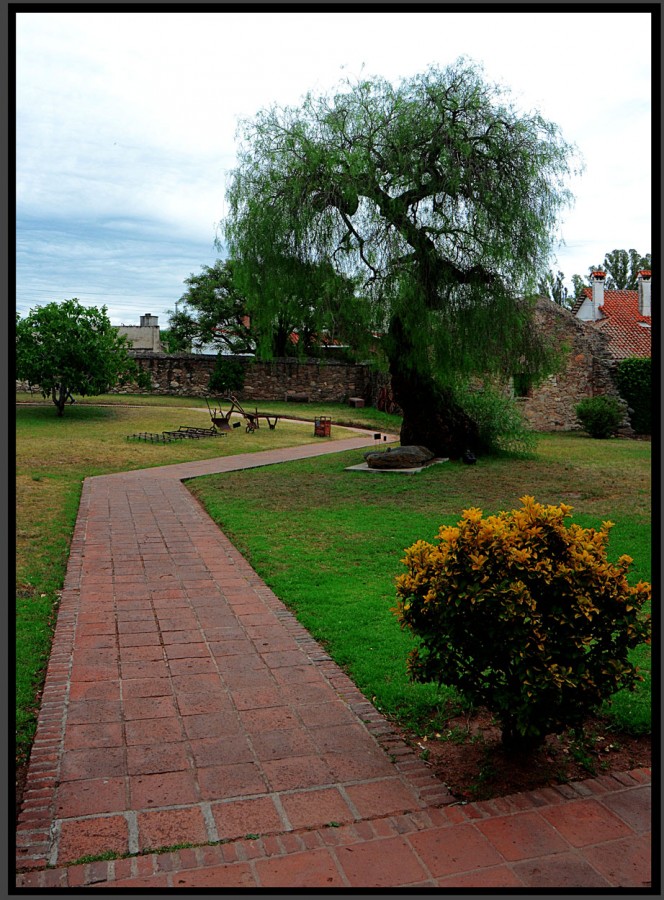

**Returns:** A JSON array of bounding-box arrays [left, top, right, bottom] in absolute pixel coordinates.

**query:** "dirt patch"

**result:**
[[392, 709, 650, 802]]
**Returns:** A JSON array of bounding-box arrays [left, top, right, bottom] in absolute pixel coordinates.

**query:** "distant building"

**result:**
[[116, 314, 162, 352], [571, 270, 651, 359]]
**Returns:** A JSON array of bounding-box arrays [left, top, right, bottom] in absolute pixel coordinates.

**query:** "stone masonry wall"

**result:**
[[108, 354, 374, 404], [16, 300, 629, 432], [516, 299, 628, 431]]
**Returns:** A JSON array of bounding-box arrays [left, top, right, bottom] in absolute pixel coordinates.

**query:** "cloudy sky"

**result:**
[[15, 9, 653, 327]]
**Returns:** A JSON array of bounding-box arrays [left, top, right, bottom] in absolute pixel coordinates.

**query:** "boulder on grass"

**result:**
[[363, 445, 435, 469]]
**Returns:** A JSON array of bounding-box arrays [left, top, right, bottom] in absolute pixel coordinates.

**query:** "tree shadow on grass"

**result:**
[[16, 404, 118, 424]]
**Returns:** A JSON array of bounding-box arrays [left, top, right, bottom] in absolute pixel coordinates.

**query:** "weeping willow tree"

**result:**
[[223, 60, 580, 456]]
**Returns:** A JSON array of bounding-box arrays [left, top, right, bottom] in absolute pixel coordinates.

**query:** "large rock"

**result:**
[[363, 445, 435, 469]]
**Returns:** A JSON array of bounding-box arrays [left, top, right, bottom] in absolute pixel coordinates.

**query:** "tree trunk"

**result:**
[[273, 323, 290, 357], [387, 314, 480, 459], [52, 384, 66, 417]]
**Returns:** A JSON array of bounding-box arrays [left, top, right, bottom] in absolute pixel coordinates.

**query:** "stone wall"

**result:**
[[516, 299, 628, 432], [16, 300, 630, 433], [108, 354, 375, 404]]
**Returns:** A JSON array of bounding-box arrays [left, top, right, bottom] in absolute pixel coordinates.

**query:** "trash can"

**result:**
[[314, 416, 331, 437]]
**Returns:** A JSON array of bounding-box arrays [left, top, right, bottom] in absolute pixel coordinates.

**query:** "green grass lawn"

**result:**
[[16, 392, 399, 433], [188, 432, 652, 737], [15, 395, 651, 770]]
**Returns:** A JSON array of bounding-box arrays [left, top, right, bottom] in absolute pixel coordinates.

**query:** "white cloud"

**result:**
[[15, 9, 653, 325]]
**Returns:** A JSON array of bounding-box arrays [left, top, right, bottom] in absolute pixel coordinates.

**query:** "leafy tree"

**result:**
[[231, 253, 366, 357], [159, 327, 190, 354], [223, 60, 578, 456], [169, 257, 365, 358], [16, 299, 149, 416], [570, 273, 587, 298], [569, 249, 651, 297], [614, 357, 651, 435], [602, 249, 651, 290], [538, 269, 570, 308], [168, 259, 254, 354]]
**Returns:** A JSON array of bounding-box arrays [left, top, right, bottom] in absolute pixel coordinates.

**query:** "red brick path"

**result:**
[[15, 435, 653, 889]]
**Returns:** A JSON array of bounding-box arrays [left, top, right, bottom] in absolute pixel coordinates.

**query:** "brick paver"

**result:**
[[475, 810, 570, 860], [598, 783, 652, 832], [15, 433, 653, 889]]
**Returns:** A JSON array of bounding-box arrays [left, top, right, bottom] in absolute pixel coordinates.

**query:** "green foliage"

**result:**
[[512, 373, 533, 397], [193, 433, 650, 738], [394, 497, 651, 750], [16, 299, 150, 416], [172, 258, 366, 360], [208, 355, 245, 395], [223, 59, 579, 452], [230, 255, 370, 360], [601, 249, 651, 291], [575, 396, 623, 439], [570, 273, 587, 298], [613, 357, 651, 435], [169, 259, 254, 354], [452, 383, 536, 455], [538, 270, 571, 308], [569, 249, 650, 296], [159, 328, 189, 354]]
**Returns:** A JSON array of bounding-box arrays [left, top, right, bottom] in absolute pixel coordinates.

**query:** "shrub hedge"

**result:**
[[613, 357, 651, 435], [394, 497, 651, 751], [575, 395, 623, 439]]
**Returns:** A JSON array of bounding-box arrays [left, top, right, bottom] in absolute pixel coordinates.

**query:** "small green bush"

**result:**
[[575, 395, 623, 439], [208, 355, 245, 395], [454, 385, 536, 455], [394, 497, 651, 751], [613, 357, 651, 435]]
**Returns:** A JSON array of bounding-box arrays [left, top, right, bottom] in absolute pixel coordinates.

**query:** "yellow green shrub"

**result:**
[[394, 496, 650, 750]]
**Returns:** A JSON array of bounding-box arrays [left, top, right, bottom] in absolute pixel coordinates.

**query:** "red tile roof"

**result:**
[[578, 287, 652, 359]]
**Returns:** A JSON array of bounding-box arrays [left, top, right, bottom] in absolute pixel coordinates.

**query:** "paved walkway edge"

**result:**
[[15, 434, 653, 890], [16, 768, 653, 889]]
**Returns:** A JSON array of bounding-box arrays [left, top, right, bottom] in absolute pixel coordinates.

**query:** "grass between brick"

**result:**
[[188, 432, 651, 737]]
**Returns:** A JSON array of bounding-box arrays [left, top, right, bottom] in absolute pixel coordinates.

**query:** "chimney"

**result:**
[[140, 314, 159, 327], [590, 271, 606, 320], [637, 270, 651, 316]]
